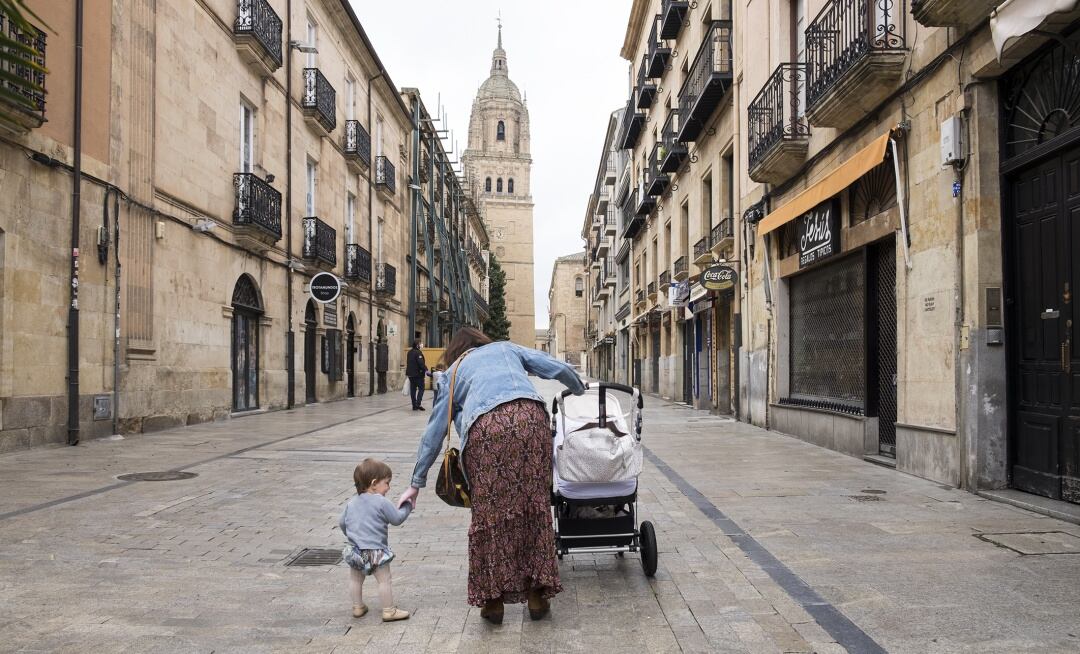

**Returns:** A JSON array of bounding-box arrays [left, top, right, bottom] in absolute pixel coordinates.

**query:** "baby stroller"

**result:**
[[550, 382, 656, 577]]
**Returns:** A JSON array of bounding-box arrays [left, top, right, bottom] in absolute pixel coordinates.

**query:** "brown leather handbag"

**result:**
[[435, 351, 472, 508]]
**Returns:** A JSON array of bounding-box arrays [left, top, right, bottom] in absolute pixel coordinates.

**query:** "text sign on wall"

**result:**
[[701, 265, 738, 292], [798, 201, 840, 269], [309, 272, 341, 303]]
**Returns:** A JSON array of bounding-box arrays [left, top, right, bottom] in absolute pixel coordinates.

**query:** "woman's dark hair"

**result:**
[[442, 327, 492, 367]]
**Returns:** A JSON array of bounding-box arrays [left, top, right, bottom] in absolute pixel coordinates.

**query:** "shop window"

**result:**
[[786, 253, 865, 412]]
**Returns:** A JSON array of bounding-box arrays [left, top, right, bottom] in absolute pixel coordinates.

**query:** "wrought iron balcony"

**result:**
[[711, 216, 734, 253], [805, 0, 907, 129], [619, 94, 646, 150], [635, 289, 646, 305], [302, 68, 336, 133], [0, 11, 45, 130], [344, 120, 371, 170], [622, 190, 646, 240], [605, 156, 618, 184], [647, 281, 658, 299], [659, 270, 671, 290], [616, 301, 631, 321], [646, 15, 671, 78], [661, 0, 690, 39], [748, 63, 810, 184], [473, 288, 489, 316], [233, 173, 282, 242], [693, 236, 710, 262], [635, 187, 657, 216], [605, 258, 617, 286], [673, 256, 689, 280], [605, 206, 618, 234], [637, 57, 657, 109], [233, 0, 282, 74], [376, 262, 396, 296], [659, 110, 689, 173], [646, 144, 670, 197], [596, 185, 611, 214], [344, 243, 372, 284], [597, 236, 610, 256], [677, 21, 733, 143], [416, 284, 433, 313], [912, 0, 998, 27], [302, 217, 336, 267], [375, 156, 396, 196]]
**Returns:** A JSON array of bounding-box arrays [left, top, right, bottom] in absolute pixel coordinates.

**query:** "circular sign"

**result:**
[[309, 272, 341, 303], [701, 265, 737, 292]]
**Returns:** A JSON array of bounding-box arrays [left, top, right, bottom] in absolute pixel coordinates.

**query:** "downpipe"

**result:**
[[67, 0, 85, 446]]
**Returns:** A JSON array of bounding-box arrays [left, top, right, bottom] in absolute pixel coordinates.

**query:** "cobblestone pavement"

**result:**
[[1, 380, 1079, 653]]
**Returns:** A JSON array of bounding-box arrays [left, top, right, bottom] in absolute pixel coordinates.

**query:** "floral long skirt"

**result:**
[[463, 398, 562, 606]]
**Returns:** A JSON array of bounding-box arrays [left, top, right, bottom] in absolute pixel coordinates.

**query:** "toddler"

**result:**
[[429, 363, 447, 406], [339, 458, 412, 621]]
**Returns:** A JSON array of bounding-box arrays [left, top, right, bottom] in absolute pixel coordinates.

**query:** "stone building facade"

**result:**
[[462, 26, 535, 347], [547, 253, 588, 368], [0, 0, 416, 452]]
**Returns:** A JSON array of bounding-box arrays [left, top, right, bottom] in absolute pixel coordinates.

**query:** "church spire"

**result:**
[[491, 18, 508, 77]]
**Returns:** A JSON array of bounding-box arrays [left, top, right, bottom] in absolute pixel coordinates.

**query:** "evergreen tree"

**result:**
[[483, 255, 512, 341]]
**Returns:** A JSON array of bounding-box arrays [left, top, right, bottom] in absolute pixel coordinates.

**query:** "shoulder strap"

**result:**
[[443, 349, 474, 449]]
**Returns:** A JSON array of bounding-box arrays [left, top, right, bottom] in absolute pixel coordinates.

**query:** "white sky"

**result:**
[[350, 1, 632, 327]]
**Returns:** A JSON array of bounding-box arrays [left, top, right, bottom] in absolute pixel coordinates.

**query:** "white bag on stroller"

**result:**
[[556, 393, 642, 483]]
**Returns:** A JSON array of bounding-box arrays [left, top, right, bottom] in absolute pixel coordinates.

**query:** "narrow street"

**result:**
[[1, 379, 1077, 653]]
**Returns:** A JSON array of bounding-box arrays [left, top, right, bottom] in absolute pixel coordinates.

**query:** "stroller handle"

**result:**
[[552, 382, 645, 439], [556, 382, 644, 409]]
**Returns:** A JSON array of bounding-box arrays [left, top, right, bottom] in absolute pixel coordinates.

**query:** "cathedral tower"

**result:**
[[463, 24, 535, 346]]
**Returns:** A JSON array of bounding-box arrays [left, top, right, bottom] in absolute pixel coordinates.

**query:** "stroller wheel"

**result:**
[[639, 521, 657, 577]]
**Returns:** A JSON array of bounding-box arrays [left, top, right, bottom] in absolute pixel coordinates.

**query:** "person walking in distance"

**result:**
[[405, 340, 427, 411]]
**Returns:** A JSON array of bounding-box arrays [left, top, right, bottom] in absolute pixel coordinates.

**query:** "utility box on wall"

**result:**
[[940, 115, 965, 166]]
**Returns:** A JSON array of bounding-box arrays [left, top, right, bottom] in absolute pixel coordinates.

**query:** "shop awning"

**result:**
[[991, 0, 1079, 61], [757, 133, 892, 236]]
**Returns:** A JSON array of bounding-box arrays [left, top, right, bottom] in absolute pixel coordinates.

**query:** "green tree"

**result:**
[[0, 1, 49, 132], [483, 255, 511, 341]]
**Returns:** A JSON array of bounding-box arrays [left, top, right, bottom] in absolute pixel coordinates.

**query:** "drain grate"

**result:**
[[285, 548, 342, 567], [847, 495, 883, 503], [117, 471, 198, 482], [861, 489, 887, 494]]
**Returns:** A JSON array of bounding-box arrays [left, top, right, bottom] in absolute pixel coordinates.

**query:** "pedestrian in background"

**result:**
[[429, 362, 446, 408], [398, 327, 585, 624], [405, 340, 427, 411], [339, 458, 412, 622]]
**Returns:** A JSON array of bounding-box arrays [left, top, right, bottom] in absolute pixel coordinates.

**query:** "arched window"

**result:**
[[575, 277, 584, 297], [485, 177, 491, 192], [508, 178, 514, 194], [497, 120, 505, 141], [497, 178, 503, 193], [232, 274, 263, 411]]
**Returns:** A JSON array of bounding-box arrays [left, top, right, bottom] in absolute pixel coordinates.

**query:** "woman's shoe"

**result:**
[[381, 606, 410, 622], [527, 590, 550, 620], [479, 598, 504, 624], [352, 604, 368, 618]]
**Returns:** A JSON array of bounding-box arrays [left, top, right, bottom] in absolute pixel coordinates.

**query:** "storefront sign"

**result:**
[[602, 336, 615, 345], [323, 302, 338, 327], [669, 281, 690, 307], [701, 265, 737, 292], [309, 272, 341, 303], [798, 201, 840, 269]]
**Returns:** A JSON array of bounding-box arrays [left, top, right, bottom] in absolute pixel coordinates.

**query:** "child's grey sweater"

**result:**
[[339, 492, 413, 550]]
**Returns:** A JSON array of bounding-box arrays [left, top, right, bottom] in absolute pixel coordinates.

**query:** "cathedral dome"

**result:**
[[476, 24, 522, 104]]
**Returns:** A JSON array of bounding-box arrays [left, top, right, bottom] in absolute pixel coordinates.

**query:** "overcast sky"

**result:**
[[350, 1, 631, 328]]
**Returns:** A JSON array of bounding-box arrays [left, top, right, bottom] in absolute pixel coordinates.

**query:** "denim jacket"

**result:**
[[409, 341, 585, 489]]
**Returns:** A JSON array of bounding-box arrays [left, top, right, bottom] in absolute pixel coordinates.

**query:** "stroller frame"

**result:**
[[550, 382, 657, 576]]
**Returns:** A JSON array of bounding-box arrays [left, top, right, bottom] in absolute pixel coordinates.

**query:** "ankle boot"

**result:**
[[480, 597, 504, 624], [527, 589, 550, 620]]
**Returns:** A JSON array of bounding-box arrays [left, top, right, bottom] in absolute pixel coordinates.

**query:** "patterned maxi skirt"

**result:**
[[463, 399, 563, 606]]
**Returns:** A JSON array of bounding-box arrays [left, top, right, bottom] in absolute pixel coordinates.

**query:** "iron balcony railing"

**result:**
[[375, 156, 396, 195], [233, 0, 282, 69], [605, 155, 618, 182], [302, 217, 336, 266], [0, 11, 46, 122], [694, 235, 710, 259], [302, 68, 336, 132], [622, 190, 645, 240], [659, 110, 688, 173], [635, 186, 657, 216], [619, 93, 646, 150], [606, 206, 618, 226], [661, 0, 690, 39], [595, 273, 604, 298], [344, 243, 371, 284], [711, 216, 733, 246], [344, 120, 371, 167], [473, 288, 489, 315], [646, 14, 671, 78], [659, 270, 671, 289], [637, 57, 657, 109], [748, 63, 810, 172], [232, 173, 282, 239], [647, 281, 657, 298], [677, 20, 733, 143], [674, 256, 688, 278], [805, 0, 907, 111], [636, 289, 645, 304], [646, 144, 670, 197], [376, 262, 396, 295]]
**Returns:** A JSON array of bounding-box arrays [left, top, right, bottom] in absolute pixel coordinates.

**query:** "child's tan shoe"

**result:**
[[352, 604, 368, 618], [381, 606, 410, 622]]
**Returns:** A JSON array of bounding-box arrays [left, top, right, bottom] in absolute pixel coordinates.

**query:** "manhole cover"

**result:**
[[117, 471, 198, 482], [976, 531, 1080, 555], [847, 495, 883, 503], [285, 548, 342, 567]]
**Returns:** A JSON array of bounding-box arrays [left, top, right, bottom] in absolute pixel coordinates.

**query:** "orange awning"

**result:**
[[757, 133, 892, 236]]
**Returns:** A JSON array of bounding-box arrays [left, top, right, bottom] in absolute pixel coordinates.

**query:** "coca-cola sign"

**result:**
[[701, 265, 737, 292], [798, 200, 840, 269]]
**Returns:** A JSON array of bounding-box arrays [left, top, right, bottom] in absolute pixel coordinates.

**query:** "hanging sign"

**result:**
[[798, 200, 840, 269], [669, 281, 690, 308], [323, 302, 339, 327], [309, 272, 341, 304], [701, 265, 737, 292]]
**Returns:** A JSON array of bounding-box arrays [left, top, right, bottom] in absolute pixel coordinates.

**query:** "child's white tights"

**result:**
[[350, 565, 393, 607]]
